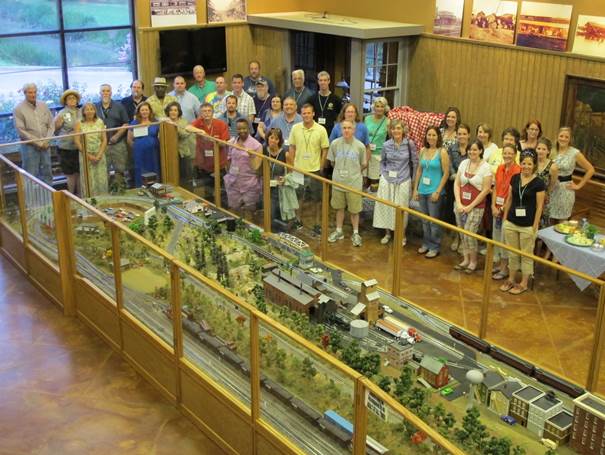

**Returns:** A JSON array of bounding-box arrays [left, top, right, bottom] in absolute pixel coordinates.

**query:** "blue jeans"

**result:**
[[21, 144, 52, 185], [418, 194, 442, 252]]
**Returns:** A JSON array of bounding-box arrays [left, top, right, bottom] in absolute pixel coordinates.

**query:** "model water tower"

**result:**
[[350, 320, 369, 339], [466, 369, 484, 410]]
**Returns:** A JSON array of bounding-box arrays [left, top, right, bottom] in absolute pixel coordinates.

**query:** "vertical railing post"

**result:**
[[587, 284, 605, 392], [80, 132, 91, 198], [213, 141, 221, 208], [15, 171, 29, 247], [478, 243, 494, 338], [391, 207, 403, 296], [320, 180, 329, 261], [249, 313, 261, 452], [262, 157, 271, 234], [171, 262, 183, 403], [52, 191, 76, 316], [352, 378, 368, 455], [0, 161, 6, 214], [111, 223, 125, 350]]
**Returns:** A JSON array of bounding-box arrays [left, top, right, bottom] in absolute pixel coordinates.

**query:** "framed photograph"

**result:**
[[517, 1, 572, 51], [572, 15, 605, 58], [150, 0, 197, 27], [207, 0, 246, 24], [561, 75, 605, 174], [469, 0, 518, 44], [433, 0, 465, 37]]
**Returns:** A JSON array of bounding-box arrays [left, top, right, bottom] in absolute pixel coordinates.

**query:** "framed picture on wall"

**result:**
[[572, 15, 605, 58], [561, 75, 605, 174], [433, 0, 465, 37], [150, 0, 197, 27], [469, 0, 518, 45], [207, 0, 246, 24], [516, 1, 572, 51]]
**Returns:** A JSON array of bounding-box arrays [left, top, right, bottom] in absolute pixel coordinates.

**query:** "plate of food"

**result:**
[[554, 223, 577, 235], [565, 233, 594, 247]]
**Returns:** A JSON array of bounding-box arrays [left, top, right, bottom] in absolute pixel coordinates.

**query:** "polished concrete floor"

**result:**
[[294, 204, 603, 394], [0, 255, 225, 455]]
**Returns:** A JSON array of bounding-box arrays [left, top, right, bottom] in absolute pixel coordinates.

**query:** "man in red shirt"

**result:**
[[189, 103, 230, 177]]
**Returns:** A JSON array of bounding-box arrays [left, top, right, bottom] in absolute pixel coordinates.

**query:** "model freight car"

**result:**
[[449, 326, 491, 353]]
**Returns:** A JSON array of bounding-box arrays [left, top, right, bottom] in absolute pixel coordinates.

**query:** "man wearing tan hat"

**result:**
[[147, 76, 177, 120], [55, 89, 82, 194]]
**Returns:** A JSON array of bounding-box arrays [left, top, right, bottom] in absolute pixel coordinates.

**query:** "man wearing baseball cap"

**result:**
[[146, 76, 177, 120], [252, 78, 271, 135]]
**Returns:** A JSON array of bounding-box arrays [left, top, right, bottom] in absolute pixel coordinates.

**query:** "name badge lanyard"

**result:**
[[269, 148, 283, 179], [302, 128, 314, 156], [257, 97, 269, 118], [518, 177, 529, 210], [370, 116, 387, 145], [318, 94, 329, 118], [295, 89, 305, 104]]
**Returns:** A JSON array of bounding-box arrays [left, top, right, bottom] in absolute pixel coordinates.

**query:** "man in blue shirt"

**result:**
[[169, 76, 200, 122], [218, 95, 249, 139], [244, 60, 276, 97]]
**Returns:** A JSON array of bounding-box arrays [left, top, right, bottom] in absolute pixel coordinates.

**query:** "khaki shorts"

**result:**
[[331, 189, 362, 214]]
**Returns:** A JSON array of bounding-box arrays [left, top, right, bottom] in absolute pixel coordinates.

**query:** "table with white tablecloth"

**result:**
[[538, 226, 605, 291]]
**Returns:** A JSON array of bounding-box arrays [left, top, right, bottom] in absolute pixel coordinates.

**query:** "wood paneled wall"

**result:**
[[407, 34, 605, 141]]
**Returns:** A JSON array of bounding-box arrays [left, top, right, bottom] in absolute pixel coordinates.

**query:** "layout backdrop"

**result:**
[[150, 0, 197, 27], [207, 0, 247, 24], [572, 15, 605, 58], [469, 0, 518, 45], [516, 1, 573, 51], [433, 0, 465, 37]]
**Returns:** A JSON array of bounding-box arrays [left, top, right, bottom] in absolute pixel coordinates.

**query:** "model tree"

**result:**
[[377, 375, 391, 393], [301, 357, 317, 379], [483, 436, 512, 455], [163, 215, 174, 232], [394, 366, 414, 401], [328, 328, 343, 353], [454, 407, 489, 453], [90, 197, 97, 206], [153, 199, 160, 212]]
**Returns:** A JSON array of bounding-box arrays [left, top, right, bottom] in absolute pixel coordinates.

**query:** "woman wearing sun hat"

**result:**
[[55, 89, 82, 194]]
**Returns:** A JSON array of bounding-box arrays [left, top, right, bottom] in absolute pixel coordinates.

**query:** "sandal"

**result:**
[[492, 271, 509, 281], [499, 281, 515, 292], [464, 265, 478, 274], [509, 285, 528, 295], [454, 263, 468, 271]]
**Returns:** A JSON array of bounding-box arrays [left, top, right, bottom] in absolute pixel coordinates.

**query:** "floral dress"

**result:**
[[548, 147, 579, 220], [79, 119, 108, 196]]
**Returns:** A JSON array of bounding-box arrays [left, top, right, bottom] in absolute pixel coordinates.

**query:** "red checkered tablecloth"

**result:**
[[388, 106, 445, 151]]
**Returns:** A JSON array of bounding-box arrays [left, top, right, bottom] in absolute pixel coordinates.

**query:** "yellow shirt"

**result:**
[[146, 94, 178, 120], [289, 121, 329, 172], [487, 148, 520, 174]]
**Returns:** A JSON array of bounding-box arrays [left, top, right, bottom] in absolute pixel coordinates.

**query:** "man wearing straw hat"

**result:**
[[147, 76, 177, 120], [55, 89, 82, 195], [13, 83, 54, 185]]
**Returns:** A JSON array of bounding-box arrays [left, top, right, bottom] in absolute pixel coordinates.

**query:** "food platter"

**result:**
[[554, 223, 576, 235], [565, 233, 594, 247]]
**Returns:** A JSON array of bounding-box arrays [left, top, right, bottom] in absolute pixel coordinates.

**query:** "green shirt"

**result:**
[[327, 136, 366, 191], [188, 80, 217, 102], [365, 115, 388, 156]]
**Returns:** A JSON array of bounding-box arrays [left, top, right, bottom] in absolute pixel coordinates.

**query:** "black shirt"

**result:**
[[507, 174, 545, 227], [311, 92, 342, 136], [121, 95, 147, 120], [263, 145, 287, 179], [95, 101, 130, 142]]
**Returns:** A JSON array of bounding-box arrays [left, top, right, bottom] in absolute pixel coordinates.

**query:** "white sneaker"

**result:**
[[328, 230, 344, 243], [380, 234, 391, 245], [351, 232, 362, 247]]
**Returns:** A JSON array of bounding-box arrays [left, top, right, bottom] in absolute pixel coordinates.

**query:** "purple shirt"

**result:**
[[380, 138, 418, 184]]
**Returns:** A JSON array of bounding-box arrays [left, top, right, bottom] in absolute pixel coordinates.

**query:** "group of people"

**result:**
[[12, 64, 596, 294]]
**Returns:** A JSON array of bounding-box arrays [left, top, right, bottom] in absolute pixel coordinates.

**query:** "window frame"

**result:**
[[0, 0, 137, 138], [362, 38, 405, 113]]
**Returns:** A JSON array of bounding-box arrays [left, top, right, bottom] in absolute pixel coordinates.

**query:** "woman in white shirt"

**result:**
[[453, 140, 493, 273]]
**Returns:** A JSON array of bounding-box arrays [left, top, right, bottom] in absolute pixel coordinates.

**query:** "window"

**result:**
[[363, 40, 400, 113], [0, 0, 136, 146]]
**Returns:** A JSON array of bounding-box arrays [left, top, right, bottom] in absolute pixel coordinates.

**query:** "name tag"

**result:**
[[339, 169, 349, 178], [318, 117, 326, 125], [303, 154, 311, 161], [204, 150, 214, 157], [496, 196, 505, 206], [270, 179, 278, 187], [369, 143, 377, 151], [253, 117, 261, 123], [515, 207, 527, 217], [422, 177, 431, 186], [133, 126, 148, 137], [64, 112, 72, 121], [284, 140, 289, 147], [388, 170, 398, 178], [462, 191, 472, 201], [231, 166, 239, 175]]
